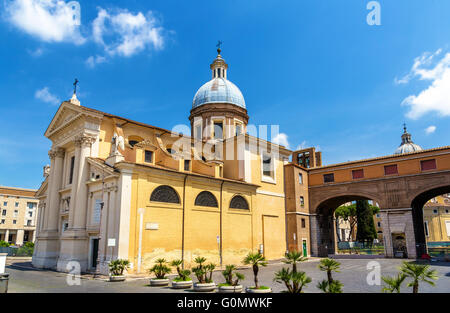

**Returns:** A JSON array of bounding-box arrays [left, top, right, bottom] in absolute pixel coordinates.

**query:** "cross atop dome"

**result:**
[[211, 41, 228, 79]]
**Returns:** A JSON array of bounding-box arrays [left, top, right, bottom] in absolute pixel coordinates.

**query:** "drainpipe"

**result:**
[[283, 165, 289, 254], [181, 174, 188, 269], [219, 180, 225, 267]]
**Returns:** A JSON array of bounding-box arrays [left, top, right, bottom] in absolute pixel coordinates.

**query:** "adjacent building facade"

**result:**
[[0, 186, 38, 245]]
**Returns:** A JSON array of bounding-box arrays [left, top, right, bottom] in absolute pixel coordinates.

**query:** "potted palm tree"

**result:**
[[381, 273, 407, 293], [243, 252, 271, 293], [170, 259, 193, 289], [192, 257, 216, 292], [317, 258, 343, 293], [218, 265, 245, 293], [274, 250, 311, 293], [108, 259, 129, 282], [400, 261, 438, 293], [149, 258, 171, 286]]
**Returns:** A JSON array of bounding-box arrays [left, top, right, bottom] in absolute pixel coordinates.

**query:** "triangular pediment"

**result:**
[[44, 102, 103, 138]]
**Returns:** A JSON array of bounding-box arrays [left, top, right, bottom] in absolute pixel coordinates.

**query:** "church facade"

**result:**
[[33, 49, 292, 274]]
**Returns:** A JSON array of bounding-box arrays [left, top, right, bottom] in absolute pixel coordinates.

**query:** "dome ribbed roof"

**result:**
[[192, 78, 246, 109]]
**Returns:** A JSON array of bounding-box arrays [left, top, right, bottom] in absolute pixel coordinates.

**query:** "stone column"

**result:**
[[46, 148, 65, 232], [41, 151, 56, 231], [57, 135, 95, 273], [309, 215, 320, 257], [5, 230, 9, 243], [72, 136, 95, 230], [16, 230, 24, 246]]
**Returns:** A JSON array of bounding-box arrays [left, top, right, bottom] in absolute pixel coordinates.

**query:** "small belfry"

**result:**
[[394, 123, 423, 154], [189, 44, 249, 141]]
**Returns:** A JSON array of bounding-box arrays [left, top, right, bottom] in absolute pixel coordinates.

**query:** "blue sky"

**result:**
[[1, 0, 450, 189]]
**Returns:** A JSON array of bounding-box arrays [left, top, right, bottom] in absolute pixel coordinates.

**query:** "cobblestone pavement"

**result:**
[[5, 258, 450, 293]]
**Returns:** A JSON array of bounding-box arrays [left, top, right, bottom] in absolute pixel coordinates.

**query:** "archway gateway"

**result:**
[[306, 146, 450, 259]]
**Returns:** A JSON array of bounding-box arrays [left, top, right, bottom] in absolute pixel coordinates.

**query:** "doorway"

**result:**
[[90, 238, 99, 269], [302, 239, 307, 257]]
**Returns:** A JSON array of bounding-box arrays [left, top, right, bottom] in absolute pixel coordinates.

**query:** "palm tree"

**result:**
[[243, 252, 267, 289], [318, 258, 340, 284], [274, 267, 311, 293], [283, 250, 307, 274], [400, 262, 438, 293], [316, 279, 343, 293], [381, 273, 406, 293]]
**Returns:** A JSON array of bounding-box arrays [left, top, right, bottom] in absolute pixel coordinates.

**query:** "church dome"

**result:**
[[192, 78, 246, 109], [394, 125, 423, 155]]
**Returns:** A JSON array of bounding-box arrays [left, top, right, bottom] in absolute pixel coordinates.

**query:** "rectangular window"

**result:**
[[384, 164, 398, 175], [195, 125, 202, 140], [27, 220, 32, 226], [13, 220, 16, 225], [145, 150, 153, 163], [3, 202, 7, 206], [184, 160, 190, 171], [28, 211, 33, 218], [433, 209, 438, 214], [13, 210, 18, 218], [1, 210, 6, 216], [377, 222, 381, 227], [298, 173, 303, 184], [213, 121, 223, 140], [300, 196, 305, 207], [92, 199, 102, 225], [301, 218, 306, 228], [235, 123, 242, 136], [27, 202, 36, 209], [262, 153, 273, 177], [323, 173, 334, 183], [15, 202, 19, 207], [446, 221, 450, 237], [69, 156, 75, 184], [421, 159, 437, 171], [424, 221, 429, 237], [0, 219, 4, 224], [352, 169, 364, 179]]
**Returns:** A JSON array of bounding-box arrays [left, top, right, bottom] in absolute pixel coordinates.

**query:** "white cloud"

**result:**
[[85, 55, 107, 68], [398, 49, 450, 119], [35, 87, 60, 105], [272, 133, 290, 149], [425, 125, 436, 135], [92, 8, 165, 57], [28, 47, 44, 57], [4, 0, 85, 44]]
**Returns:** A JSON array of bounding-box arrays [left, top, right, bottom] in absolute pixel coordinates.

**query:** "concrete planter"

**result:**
[[150, 278, 170, 287], [109, 275, 126, 282], [218, 285, 243, 293], [0, 273, 9, 293], [171, 280, 193, 289], [194, 282, 216, 292], [246, 287, 272, 293]]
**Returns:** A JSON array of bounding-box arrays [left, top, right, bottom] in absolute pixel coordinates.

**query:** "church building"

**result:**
[[33, 48, 292, 274]]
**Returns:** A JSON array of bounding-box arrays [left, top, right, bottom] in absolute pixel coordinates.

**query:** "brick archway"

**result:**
[[306, 147, 450, 259]]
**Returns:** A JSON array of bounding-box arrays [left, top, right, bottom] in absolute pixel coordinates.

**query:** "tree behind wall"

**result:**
[[356, 200, 377, 244]]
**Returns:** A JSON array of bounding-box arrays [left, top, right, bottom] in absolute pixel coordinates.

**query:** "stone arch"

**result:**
[[194, 191, 218, 207], [150, 185, 180, 204], [229, 195, 249, 210], [409, 184, 450, 257]]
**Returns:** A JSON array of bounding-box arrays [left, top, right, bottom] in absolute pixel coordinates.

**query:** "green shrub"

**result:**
[[108, 259, 130, 276]]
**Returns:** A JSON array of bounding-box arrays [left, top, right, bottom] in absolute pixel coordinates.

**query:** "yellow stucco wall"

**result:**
[[125, 165, 286, 274]]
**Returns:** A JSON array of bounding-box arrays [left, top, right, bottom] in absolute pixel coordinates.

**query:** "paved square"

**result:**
[[5, 258, 450, 293]]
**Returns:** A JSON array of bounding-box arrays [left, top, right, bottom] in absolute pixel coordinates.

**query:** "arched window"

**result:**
[[229, 195, 249, 210], [195, 191, 218, 207], [150, 185, 180, 204]]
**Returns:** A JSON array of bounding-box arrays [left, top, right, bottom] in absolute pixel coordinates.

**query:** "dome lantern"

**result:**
[[394, 124, 423, 155]]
